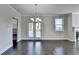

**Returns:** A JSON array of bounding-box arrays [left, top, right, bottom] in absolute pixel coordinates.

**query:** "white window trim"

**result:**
[[55, 18, 64, 32]]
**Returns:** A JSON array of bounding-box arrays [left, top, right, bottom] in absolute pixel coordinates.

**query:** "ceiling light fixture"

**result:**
[[30, 4, 42, 22], [35, 4, 38, 16]]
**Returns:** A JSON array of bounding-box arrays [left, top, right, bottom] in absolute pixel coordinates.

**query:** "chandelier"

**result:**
[[30, 4, 42, 22]]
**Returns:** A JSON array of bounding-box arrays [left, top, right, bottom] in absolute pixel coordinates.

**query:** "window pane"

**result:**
[[56, 24, 63, 28], [55, 18, 63, 24], [36, 23, 41, 37], [29, 23, 34, 37]]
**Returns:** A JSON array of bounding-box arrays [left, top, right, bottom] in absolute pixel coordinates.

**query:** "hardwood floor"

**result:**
[[2, 40, 79, 55]]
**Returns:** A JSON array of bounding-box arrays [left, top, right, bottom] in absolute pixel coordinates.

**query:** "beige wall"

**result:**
[[72, 13, 79, 27], [21, 15, 69, 40], [0, 5, 21, 54], [67, 13, 74, 42], [72, 13, 79, 42]]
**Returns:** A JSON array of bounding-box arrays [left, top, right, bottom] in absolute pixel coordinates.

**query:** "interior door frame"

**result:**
[[12, 17, 18, 41]]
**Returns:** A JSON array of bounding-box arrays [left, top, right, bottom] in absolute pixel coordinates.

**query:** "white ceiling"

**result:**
[[10, 4, 79, 16]]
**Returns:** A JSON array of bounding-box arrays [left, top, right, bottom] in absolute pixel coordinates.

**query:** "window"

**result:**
[[55, 18, 64, 31]]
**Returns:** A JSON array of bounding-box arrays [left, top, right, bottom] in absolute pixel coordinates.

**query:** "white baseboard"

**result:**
[[0, 44, 12, 55], [17, 39, 21, 42], [21, 38, 67, 40], [41, 38, 67, 40], [21, 38, 76, 42], [0, 39, 21, 55], [68, 40, 75, 42], [66, 38, 76, 42]]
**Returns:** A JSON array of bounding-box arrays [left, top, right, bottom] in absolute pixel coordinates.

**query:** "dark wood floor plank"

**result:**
[[2, 40, 79, 55]]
